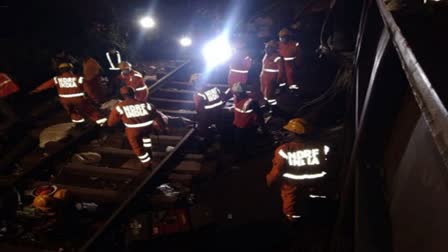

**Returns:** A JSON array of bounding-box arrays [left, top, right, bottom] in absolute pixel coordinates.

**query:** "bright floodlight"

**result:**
[[140, 17, 155, 29], [179, 37, 192, 47], [202, 35, 232, 68]]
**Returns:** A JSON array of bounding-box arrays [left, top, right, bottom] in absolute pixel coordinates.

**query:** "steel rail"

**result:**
[[376, 0, 448, 168], [79, 60, 193, 252]]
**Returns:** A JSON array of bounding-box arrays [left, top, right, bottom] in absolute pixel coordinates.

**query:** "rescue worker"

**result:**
[[105, 47, 122, 71], [192, 73, 229, 142], [107, 86, 166, 168], [232, 82, 265, 161], [278, 28, 301, 90], [117, 61, 148, 102], [82, 57, 108, 104], [266, 118, 330, 222], [30, 63, 107, 126], [260, 40, 284, 108], [227, 38, 252, 90]]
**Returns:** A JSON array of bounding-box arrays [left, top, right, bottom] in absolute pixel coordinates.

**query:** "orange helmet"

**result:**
[[283, 118, 307, 134], [278, 28, 292, 37], [32, 195, 54, 212], [58, 62, 74, 70]]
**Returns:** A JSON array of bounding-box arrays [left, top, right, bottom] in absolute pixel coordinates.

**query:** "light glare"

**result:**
[[180, 37, 192, 47], [202, 35, 232, 68], [140, 17, 155, 29]]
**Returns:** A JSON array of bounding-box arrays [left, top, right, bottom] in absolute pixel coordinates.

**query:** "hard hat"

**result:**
[[119, 61, 132, 70], [58, 62, 74, 69], [231, 82, 245, 94], [278, 28, 292, 37], [120, 86, 135, 97], [32, 195, 53, 211], [283, 118, 307, 134]]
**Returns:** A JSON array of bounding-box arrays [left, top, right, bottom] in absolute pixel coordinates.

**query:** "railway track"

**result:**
[[0, 60, 228, 252]]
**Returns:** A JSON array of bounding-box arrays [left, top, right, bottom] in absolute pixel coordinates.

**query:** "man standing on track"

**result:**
[[266, 118, 330, 222], [107, 86, 166, 169], [278, 28, 302, 91], [260, 40, 284, 109], [31, 63, 107, 126], [228, 37, 252, 90]]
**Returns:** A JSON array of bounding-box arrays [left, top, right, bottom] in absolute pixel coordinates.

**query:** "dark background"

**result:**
[[0, 0, 282, 90]]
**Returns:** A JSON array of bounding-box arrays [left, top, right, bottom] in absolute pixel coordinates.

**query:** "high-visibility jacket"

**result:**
[[260, 53, 284, 104], [233, 97, 260, 128], [228, 53, 252, 87], [279, 40, 301, 63], [279, 40, 301, 89], [0, 73, 20, 98], [261, 53, 283, 75], [106, 51, 122, 71], [33, 72, 85, 99], [267, 141, 330, 186], [117, 70, 148, 102], [108, 98, 158, 129], [193, 86, 228, 112]]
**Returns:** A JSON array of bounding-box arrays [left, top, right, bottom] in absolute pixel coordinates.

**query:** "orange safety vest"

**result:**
[[233, 97, 258, 128], [276, 142, 329, 184], [113, 99, 158, 129]]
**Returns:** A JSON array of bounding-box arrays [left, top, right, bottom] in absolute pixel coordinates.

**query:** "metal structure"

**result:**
[[335, 0, 448, 251]]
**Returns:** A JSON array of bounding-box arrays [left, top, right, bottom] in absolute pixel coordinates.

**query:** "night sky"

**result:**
[[0, 0, 277, 88]]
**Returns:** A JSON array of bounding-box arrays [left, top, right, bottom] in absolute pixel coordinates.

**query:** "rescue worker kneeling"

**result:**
[[108, 86, 166, 169], [266, 118, 330, 222], [31, 63, 107, 126]]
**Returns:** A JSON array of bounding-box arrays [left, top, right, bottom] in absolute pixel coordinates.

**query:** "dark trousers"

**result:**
[[233, 126, 257, 161]]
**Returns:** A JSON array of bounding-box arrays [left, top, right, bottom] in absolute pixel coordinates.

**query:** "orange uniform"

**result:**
[[32, 72, 107, 125], [83, 58, 108, 104], [232, 95, 264, 161], [228, 53, 252, 89], [279, 40, 301, 90], [117, 70, 148, 102], [83, 76, 108, 104], [267, 141, 329, 220], [0, 73, 20, 98], [260, 53, 284, 106], [233, 97, 262, 129], [108, 98, 162, 165]]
